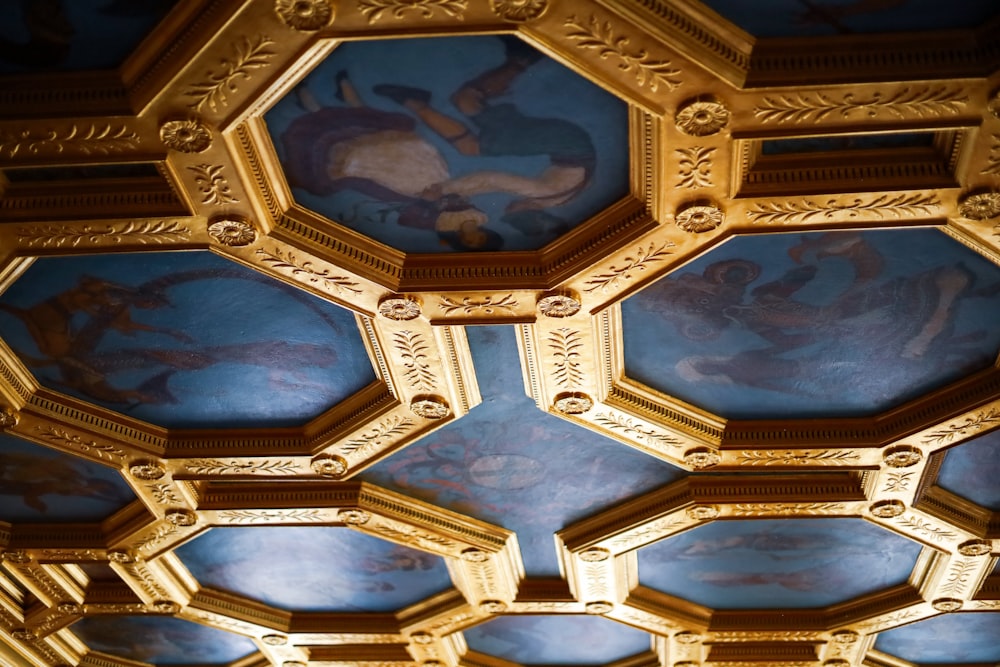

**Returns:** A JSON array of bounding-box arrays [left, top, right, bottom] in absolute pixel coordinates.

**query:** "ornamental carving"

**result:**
[[549, 329, 584, 388], [752, 86, 967, 123], [394, 330, 436, 391], [583, 242, 674, 293], [0, 123, 139, 158], [18, 220, 191, 248], [675, 98, 729, 136], [338, 509, 371, 525], [676, 146, 715, 188], [565, 16, 681, 92], [358, 0, 466, 22], [379, 296, 421, 320], [932, 598, 962, 612], [553, 392, 592, 414], [675, 632, 700, 644], [311, 455, 348, 478], [341, 416, 414, 456], [208, 216, 256, 246], [275, 0, 334, 30], [461, 548, 489, 562], [684, 448, 720, 469], [185, 35, 275, 113], [0, 407, 17, 428], [411, 632, 434, 644], [160, 119, 212, 153], [480, 600, 507, 613], [165, 509, 197, 526], [152, 600, 179, 614], [746, 193, 939, 225], [439, 294, 517, 316], [831, 630, 858, 644], [592, 412, 682, 448], [1, 550, 31, 564], [490, 0, 547, 22], [958, 191, 1000, 220], [188, 164, 239, 205], [686, 505, 719, 520], [256, 247, 362, 295], [579, 548, 610, 562], [869, 500, 905, 518], [538, 293, 581, 318], [107, 550, 134, 564], [57, 602, 82, 615], [585, 601, 613, 614], [921, 408, 1000, 444], [957, 539, 992, 556], [129, 461, 166, 481], [410, 396, 450, 419], [883, 445, 922, 468], [675, 202, 723, 233], [262, 635, 288, 646]]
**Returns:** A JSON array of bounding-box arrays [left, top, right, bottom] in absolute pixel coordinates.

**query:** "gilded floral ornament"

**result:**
[[129, 461, 165, 481], [958, 191, 1000, 220], [57, 602, 82, 615], [538, 292, 581, 318], [675, 202, 723, 233], [159, 119, 211, 153], [461, 548, 489, 563], [262, 635, 288, 646], [932, 598, 963, 612], [883, 445, 922, 468], [107, 550, 134, 564], [152, 600, 179, 614], [165, 509, 197, 526], [675, 98, 730, 136], [554, 392, 593, 415], [579, 548, 610, 562], [831, 630, 858, 644], [338, 509, 371, 525], [480, 600, 507, 613], [958, 539, 992, 556], [410, 632, 434, 645], [686, 505, 720, 520], [674, 632, 700, 644], [275, 0, 333, 30], [11, 629, 34, 642], [585, 601, 613, 614], [379, 296, 421, 321], [311, 454, 348, 478], [1, 550, 31, 564], [208, 216, 256, 247], [869, 499, 905, 518], [411, 396, 450, 419], [490, 0, 548, 21], [684, 448, 720, 469], [0, 406, 18, 428]]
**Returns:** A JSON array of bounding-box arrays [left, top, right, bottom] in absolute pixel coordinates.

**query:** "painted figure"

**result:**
[[0, 450, 129, 513]]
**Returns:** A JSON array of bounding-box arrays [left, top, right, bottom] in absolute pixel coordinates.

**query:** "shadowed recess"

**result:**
[[699, 0, 998, 37], [0, 432, 134, 523], [760, 132, 935, 155], [362, 325, 685, 575], [71, 615, 257, 665], [874, 612, 1000, 663], [637, 518, 922, 609], [0, 0, 178, 73], [621, 229, 1000, 420], [266, 34, 629, 253], [0, 251, 376, 429], [174, 526, 452, 612], [464, 615, 652, 665], [935, 428, 1000, 510]]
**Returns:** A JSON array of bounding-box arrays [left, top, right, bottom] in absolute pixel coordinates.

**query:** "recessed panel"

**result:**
[[935, 429, 1000, 509], [464, 615, 651, 665], [71, 615, 256, 665], [621, 230, 1000, 419], [0, 433, 134, 523], [760, 132, 935, 155], [362, 326, 685, 576], [266, 35, 629, 253], [874, 612, 1000, 664], [638, 518, 922, 609], [0, 252, 376, 429], [174, 526, 452, 612]]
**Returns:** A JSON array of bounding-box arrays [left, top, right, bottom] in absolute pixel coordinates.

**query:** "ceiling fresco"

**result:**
[[1, 0, 1000, 666]]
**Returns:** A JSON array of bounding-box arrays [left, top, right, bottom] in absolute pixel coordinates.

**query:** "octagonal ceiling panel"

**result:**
[[0, 251, 376, 429], [934, 429, 1000, 510], [174, 526, 452, 612], [464, 615, 652, 665], [873, 612, 1000, 664], [0, 0, 178, 73], [699, 0, 998, 37], [71, 615, 257, 665], [265, 34, 629, 253], [637, 518, 922, 609], [621, 229, 1000, 420], [0, 432, 134, 523], [362, 326, 685, 575]]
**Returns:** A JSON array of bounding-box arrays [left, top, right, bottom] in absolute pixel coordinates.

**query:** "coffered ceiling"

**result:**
[[1, 1, 1000, 666]]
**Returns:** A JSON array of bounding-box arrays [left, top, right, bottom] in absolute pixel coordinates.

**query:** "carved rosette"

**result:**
[[11, 629, 34, 642], [553, 392, 593, 414], [831, 630, 858, 644], [379, 296, 421, 320], [107, 550, 134, 564], [129, 461, 166, 481], [883, 445, 922, 468], [585, 601, 613, 614], [165, 509, 197, 526], [0, 406, 18, 428], [958, 539, 992, 556], [160, 119, 212, 153], [869, 500, 905, 518], [674, 631, 700, 644], [686, 505, 720, 520], [958, 191, 1000, 220], [311, 454, 348, 478], [275, 0, 333, 30], [579, 548, 610, 562], [684, 448, 720, 469], [675, 98, 730, 136], [208, 216, 256, 247], [675, 202, 723, 233], [538, 292, 581, 318], [262, 634, 288, 646], [461, 548, 489, 563], [410, 396, 450, 419], [152, 600, 179, 614], [480, 600, 507, 614], [410, 632, 434, 645], [57, 602, 83, 615], [1, 550, 31, 564], [338, 509, 370, 525], [490, 0, 548, 21], [932, 598, 963, 612]]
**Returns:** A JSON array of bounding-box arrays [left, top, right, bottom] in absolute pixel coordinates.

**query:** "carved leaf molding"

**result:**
[[565, 15, 681, 92], [18, 221, 191, 248], [922, 408, 1000, 445], [32, 426, 126, 461], [255, 247, 362, 295], [357, 0, 466, 22], [753, 86, 968, 124], [183, 459, 300, 475], [736, 450, 860, 466], [548, 328, 584, 389], [583, 241, 674, 293], [746, 193, 940, 225], [186, 35, 276, 113], [592, 412, 682, 448], [0, 123, 139, 157], [437, 294, 517, 315], [340, 415, 414, 456], [394, 330, 436, 391], [676, 146, 715, 189], [188, 164, 239, 205]]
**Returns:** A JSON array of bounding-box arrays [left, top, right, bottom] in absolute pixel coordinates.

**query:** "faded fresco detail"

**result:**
[[362, 326, 685, 575], [0, 433, 134, 522], [0, 0, 176, 72], [637, 518, 922, 609], [174, 526, 452, 612], [622, 230, 1000, 419], [464, 615, 652, 665], [699, 0, 997, 36], [935, 430, 1000, 510], [0, 252, 376, 429], [71, 615, 256, 665], [874, 612, 1000, 663], [266, 35, 629, 253]]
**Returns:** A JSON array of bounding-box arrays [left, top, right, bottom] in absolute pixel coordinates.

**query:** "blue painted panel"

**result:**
[[936, 429, 1000, 510], [362, 326, 685, 575], [0, 0, 176, 72], [174, 526, 452, 612], [874, 612, 1000, 663], [0, 251, 376, 429], [621, 230, 1000, 419], [72, 615, 257, 665], [266, 35, 629, 253], [0, 432, 133, 523], [699, 0, 997, 37], [464, 615, 651, 665], [638, 518, 922, 609]]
